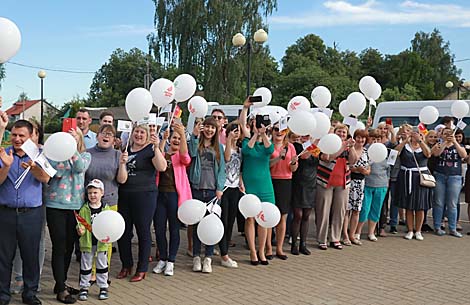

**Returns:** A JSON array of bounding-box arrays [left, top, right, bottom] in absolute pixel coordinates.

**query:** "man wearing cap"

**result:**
[[0, 120, 50, 305]]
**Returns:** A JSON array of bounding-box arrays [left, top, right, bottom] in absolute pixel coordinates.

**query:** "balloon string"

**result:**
[[205, 186, 229, 205]]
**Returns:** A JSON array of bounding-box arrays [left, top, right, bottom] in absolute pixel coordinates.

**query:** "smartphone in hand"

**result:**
[[386, 118, 392, 125], [249, 95, 262, 103]]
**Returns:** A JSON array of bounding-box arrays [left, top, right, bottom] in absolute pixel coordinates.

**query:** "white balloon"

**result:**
[[178, 199, 206, 225], [43, 132, 77, 162], [347, 92, 367, 117], [368, 142, 388, 163], [125, 88, 153, 122], [451, 100, 469, 119], [287, 110, 317, 136], [174, 74, 197, 102], [252, 87, 272, 108], [0, 17, 21, 63], [339, 100, 352, 118], [150, 78, 175, 107], [255, 202, 281, 228], [188, 96, 208, 118], [369, 82, 382, 100], [359, 76, 377, 99], [311, 112, 331, 139], [349, 121, 366, 136], [311, 86, 331, 108], [419, 106, 439, 125], [239, 194, 262, 218], [318, 134, 342, 154], [287, 96, 310, 115], [197, 214, 224, 245], [92, 210, 125, 243]]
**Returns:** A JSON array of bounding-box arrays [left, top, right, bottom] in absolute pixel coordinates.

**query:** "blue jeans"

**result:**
[[191, 189, 215, 257], [154, 192, 180, 262], [433, 172, 461, 232]]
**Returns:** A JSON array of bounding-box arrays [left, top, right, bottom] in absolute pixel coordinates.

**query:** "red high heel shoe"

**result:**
[[116, 268, 132, 279], [130, 272, 146, 282]]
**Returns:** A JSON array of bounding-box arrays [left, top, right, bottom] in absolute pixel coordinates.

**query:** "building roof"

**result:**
[[5, 99, 41, 116]]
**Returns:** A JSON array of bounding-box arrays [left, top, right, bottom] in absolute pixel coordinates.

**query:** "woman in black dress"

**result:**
[[290, 134, 318, 255], [394, 125, 433, 241]]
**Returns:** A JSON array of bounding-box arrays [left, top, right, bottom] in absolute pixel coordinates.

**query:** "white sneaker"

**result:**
[[354, 234, 361, 240], [152, 260, 167, 274], [368, 234, 378, 242], [221, 257, 238, 268], [164, 262, 174, 276], [192, 257, 202, 272], [415, 231, 424, 241], [202, 257, 212, 273], [404, 231, 414, 240]]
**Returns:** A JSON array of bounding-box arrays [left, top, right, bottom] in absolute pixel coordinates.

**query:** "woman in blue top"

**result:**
[[431, 127, 467, 237], [239, 98, 274, 266], [44, 128, 91, 304]]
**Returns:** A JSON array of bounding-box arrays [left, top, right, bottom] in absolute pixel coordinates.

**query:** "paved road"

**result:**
[[8, 216, 470, 305]]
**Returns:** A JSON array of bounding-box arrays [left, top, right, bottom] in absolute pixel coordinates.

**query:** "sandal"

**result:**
[[318, 243, 328, 250], [351, 239, 362, 245], [342, 239, 352, 246], [330, 241, 343, 250]]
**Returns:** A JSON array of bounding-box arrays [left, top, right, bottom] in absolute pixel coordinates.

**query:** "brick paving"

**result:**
[[8, 215, 470, 305]]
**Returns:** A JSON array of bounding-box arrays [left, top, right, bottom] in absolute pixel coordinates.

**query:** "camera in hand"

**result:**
[[249, 95, 262, 103], [255, 114, 271, 129]]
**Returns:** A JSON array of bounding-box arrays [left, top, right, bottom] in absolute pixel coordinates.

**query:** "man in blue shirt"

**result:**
[[0, 120, 50, 305], [76, 109, 97, 149]]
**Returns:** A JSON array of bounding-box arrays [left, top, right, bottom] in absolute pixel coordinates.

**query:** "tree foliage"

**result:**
[[148, 0, 277, 104], [0, 64, 5, 89], [88, 48, 171, 107]]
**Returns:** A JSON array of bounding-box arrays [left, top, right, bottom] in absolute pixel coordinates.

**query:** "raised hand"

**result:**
[[0, 148, 14, 168]]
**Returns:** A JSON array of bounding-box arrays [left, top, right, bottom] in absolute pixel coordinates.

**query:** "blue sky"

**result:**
[[1, 0, 469, 110]]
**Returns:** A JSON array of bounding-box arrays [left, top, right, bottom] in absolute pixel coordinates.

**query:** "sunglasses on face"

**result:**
[[212, 115, 224, 120], [273, 127, 280, 132]]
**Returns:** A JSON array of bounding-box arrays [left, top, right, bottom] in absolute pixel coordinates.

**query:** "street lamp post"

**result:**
[[38, 70, 46, 129], [232, 29, 268, 97], [446, 80, 470, 100]]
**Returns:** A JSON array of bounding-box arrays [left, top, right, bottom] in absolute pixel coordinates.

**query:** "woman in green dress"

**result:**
[[239, 98, 275, 266]]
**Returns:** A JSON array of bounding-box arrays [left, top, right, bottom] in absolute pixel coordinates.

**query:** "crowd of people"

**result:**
[[0, 98, 468, 305]]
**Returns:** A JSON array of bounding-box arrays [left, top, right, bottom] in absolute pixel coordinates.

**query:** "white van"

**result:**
[[373, 100, 470, 137]]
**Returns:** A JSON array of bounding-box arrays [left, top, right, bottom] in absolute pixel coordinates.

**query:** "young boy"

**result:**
[[77, 179, 110, 301]]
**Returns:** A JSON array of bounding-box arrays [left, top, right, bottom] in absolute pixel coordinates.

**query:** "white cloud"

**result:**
[[271, 1, 470, 28], [78, 24, 155, 37]]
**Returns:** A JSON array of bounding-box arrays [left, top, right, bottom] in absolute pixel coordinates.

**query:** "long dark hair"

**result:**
[[198, 117, 221, 162]]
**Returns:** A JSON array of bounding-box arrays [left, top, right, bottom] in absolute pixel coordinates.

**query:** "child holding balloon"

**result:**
[[76, 179, 111, 301]]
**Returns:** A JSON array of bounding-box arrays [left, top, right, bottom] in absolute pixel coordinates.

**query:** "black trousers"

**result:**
[[219, 187, 242, 256], [0, 206, 43, 303], [118, 190, 157, 273], [46, 207, 78, 293]]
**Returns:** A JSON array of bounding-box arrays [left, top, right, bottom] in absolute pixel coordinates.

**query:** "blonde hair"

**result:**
[[334, 123, 349, 134], [130, 124, 151, 148], [75, 128, 86, 153]]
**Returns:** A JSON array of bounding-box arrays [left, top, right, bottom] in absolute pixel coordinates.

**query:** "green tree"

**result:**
[[411, 29, 460, 98], [359, 48, 385, 84], [44, 95, 86, 133], [148, 0, 278, 104], [88, 48, 169, 107], [0, 64, 4, 89], [382, 83, 422, 101]]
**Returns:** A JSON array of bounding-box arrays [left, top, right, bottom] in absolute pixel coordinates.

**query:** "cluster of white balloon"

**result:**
[[125, 73, 207, 123], [239, 194, 281, 228], [178, 199, 225, 245]]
